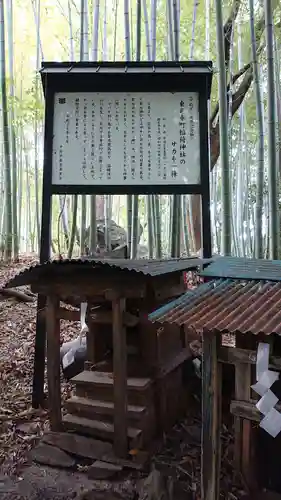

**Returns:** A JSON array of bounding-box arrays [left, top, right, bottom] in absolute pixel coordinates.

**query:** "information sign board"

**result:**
[[52, 92, 200, 186]]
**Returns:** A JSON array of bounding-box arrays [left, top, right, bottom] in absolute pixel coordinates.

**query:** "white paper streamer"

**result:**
[[62, 349, 75, 369], [256, 390, 278, 416], [80, 302, 89, 334], [260, 408, 281, 438], [251, 342, 281, 438], [256, 342, 270, 381], [61, 303, 89, 369], [61, 337, 87, 369], [251, 371, 279, 397]]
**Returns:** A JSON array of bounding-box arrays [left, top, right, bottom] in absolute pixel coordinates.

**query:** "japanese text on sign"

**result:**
[[52, 92, 200, 185]]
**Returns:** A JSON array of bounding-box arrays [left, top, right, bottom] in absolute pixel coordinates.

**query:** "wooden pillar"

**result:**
[[234, 363, 252, 481], [86, 324, 97, 365], [112, 296, 127, 457], [201, 331, 222, 500], [46, 295, 62, 431]]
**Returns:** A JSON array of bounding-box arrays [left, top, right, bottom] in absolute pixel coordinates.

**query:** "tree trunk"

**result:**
[[190, 0, 279, 253], [0, 0, 13, 261]]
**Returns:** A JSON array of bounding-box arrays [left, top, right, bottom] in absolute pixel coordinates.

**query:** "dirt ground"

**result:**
[[0, 465, 98, 500], [0, 257, 103, 499], [0, 257, 78, 476]]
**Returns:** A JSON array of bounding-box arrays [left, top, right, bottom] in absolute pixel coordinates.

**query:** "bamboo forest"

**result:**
[[0, 0, 280, 262]]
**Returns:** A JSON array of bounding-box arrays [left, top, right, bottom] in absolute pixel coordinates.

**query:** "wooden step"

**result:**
[[72, 371, 154, 405], [65, 396, 146, 422], [62, 414, 142, 448], [72, 371, 152, 390]]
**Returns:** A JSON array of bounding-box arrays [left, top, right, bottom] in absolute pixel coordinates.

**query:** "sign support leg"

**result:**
[[32, 89, 53, 407]]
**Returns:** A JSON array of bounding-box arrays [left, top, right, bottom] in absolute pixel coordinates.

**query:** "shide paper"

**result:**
[[260, 408, 281, 438], [256, 390, 278, 415], [62, 302, 88, 370], [80, 302, 89, 334], [251, 342, 281, 438], [251, 370, 279, 397], [256, 341, 270, 381]]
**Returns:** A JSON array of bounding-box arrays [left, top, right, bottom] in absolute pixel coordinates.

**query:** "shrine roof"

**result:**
[[149, 278, 281, 336], [200, 256, 281, 282], [4, 257, 211, 289]]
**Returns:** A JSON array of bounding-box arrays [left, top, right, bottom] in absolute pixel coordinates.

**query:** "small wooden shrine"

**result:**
[[5, 256, 208, 458], [149, 256, 281, 500]]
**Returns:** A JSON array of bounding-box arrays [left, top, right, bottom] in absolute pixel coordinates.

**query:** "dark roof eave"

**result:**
[[4, 257, 212, 289]]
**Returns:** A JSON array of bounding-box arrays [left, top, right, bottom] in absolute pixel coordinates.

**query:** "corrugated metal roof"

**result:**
[[149, 279, 281, 336], [201, 256, 281, 282], [5, 257, 211, 288]]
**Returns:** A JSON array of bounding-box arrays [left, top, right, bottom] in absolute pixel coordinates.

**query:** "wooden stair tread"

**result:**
[[71, 370, 152, 390], [66, 396, 146, 416], [62, 414, 142, 439]]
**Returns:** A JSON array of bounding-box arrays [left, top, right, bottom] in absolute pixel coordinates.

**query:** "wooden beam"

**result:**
[[86, 328, 97, 364], [201, 331, 222, 500], [40, 307, 79, 322], [156, 347, 191, 379], [219, 346, 281, 371], [92, 310, 138, 327], [112, 296, 127, 457], [231, 399, 281, 422], [153, 283, 185, 301], [46, 295, 62, 431], [31, 280, 146, 299], [49, 307, 139, 327]]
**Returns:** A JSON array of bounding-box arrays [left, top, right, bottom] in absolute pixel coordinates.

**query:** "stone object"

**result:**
[[42, 432, 113, 460], [84, 218, 143, 253], [87, 461, 122, 480], [30, 443, 75, 468], [138, 468, 170, 500], [101, 452, 144, 470]]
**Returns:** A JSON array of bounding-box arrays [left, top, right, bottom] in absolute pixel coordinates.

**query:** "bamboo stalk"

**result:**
[[264, 0, 279, 258], [215, 0, 231, 255], [249, 0, 264, 258]]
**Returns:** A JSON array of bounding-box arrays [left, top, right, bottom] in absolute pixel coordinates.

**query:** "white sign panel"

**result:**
[[52, 92, 200, 186]]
